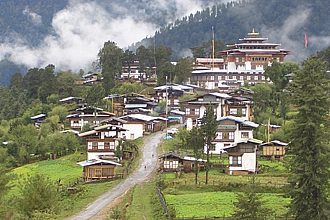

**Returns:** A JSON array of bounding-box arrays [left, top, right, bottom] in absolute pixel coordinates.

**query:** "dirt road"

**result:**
[[70, 131, 165, 220]]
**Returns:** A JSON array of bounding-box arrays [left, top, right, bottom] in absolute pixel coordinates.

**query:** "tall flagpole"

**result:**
[[212, 26, 215, 70]]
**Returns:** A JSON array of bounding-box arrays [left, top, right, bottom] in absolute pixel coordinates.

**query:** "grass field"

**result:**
[[165, 191, 290, 218], [6, 152, 123, 219]]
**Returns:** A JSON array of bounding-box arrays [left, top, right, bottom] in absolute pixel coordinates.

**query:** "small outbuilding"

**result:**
[[259, 140, 288, 160], [77, 159, 121, 182], [159, 152, 205, 173]]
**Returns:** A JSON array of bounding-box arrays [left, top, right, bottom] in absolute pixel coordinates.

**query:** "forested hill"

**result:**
[[146, 0, 330, 59]]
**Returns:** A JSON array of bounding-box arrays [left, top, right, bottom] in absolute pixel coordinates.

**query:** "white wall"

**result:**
[[123, 123, 144, 140], [245, 61, 251, 70], [242, 153, 256, 172], [87, 152, 115, 160], [186, 118, 193, 130]]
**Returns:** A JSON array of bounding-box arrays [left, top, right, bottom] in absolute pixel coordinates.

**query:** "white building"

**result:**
[[225, 139, 263, 175], [210, 116, 259, 154]]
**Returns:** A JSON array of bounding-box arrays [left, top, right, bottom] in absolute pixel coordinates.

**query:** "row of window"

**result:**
[[164, 160, 179, 169], [87, 142, 116, 150], [229, 108, 247, 116], [186, 108, 200, 116], [216, 131, 250, 140], [193, 75, 265, 81]]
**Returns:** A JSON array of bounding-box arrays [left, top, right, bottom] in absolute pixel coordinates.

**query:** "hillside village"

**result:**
[[0, 27, 329, 220]]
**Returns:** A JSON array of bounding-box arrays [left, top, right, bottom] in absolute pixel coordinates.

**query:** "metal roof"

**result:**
[[77, 159, 121, 167], [30, 114, 46, 120], [260, 140, 288, 146], [218, 116, 259, 128], [125, 104, 148, 108]]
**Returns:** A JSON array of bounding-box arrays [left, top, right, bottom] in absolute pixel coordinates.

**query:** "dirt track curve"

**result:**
[[70, 130, 165, 220]]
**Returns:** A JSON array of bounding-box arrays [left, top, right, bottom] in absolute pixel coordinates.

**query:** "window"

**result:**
[[254, 76, 258, 80], [210, 76, 215, 81], [217, 132, 222, 140], [242, 108, 246, 115], [109, 142, 115, 150], [164, 160, 179, 169], [235, 57, 239, 62], [98, 142, 104, 149], [230, 156, 242, 166], [186, 108, 190, 115], [195, 108, 200, 116], [88, 142, 92, 150], [92, 142, 98, 148], [130, 134, 135, 139], [247, 76, 251, 80], [229, 132, 235, 140], [262, 76, 265, 80], [229, 108, 237, 115], [241, 132, 249, 138]]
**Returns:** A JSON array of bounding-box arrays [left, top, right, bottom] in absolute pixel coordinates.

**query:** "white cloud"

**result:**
[[0, 0, 268, 72], [0, 1, 156, 71], [23, 7, 42, 26]]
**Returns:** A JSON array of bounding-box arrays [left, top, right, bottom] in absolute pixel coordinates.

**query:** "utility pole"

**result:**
[[165, 75, 168, 131]]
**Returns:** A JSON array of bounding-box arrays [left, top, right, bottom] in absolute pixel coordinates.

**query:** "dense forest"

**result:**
[[143, 0, 330, 59]]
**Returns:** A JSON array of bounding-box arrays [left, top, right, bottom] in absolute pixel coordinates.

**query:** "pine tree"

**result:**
[[289, 57, 330, 219], [186, 127, 204, 184], [233, 176, 272, 220], [201, 105, 217, 184]]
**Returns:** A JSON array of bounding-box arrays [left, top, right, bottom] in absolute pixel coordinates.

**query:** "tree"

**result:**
[[201, 105, 217, 184], [18, 174, 58, 217], [85, 84, 105, 106], [98, 41, 123, 92], [186, 127, 205, 184], [265, 62, 299, 120], [233, 176, 272, 220], [289, 57, 330, 220], [174, 57, 193, 84], [157, 61, 175, 85], [122, 49, 136, 79]]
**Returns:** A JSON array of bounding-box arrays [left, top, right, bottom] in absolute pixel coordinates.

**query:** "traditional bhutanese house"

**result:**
[[79, 124, 127, 160], [225, 139, 263, 175], [124, 96, 157, 115], [77, 159, 121, 182], [182, 92, 231, 130], [82, 72, 103, 85], [224, 96, 253, 121], [153, 84, 194, 110], [259, 140, 288, 160], [66, 106, 115, 131], [97, 117, 142, 140], [120, 114, 167, 134], [159, 152, 205, 172], [212, 116, 259, 155], [59, 96, 83, 105], [168, 110, 186, 124], [120, 60, 148, 80], [30, 113, 47, 128], [103, 93, 157, 116]]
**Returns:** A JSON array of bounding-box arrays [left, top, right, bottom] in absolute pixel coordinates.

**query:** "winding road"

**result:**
[[71, 130, 165, 220]]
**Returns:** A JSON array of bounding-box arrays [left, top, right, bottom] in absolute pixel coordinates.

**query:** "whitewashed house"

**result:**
[[225, 139, 263, 175], [182, 92, 231, 130], [210, 116, 259, 154]]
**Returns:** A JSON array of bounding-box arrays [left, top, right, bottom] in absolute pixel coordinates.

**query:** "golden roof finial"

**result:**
[[248, 28, 259, 37]]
